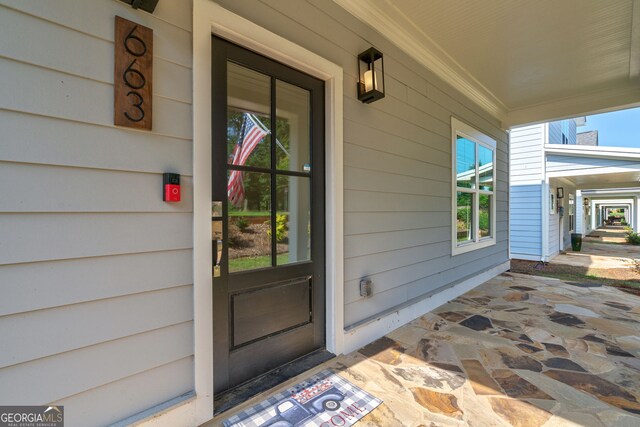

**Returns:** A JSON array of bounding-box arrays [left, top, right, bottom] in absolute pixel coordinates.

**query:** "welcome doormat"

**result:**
[[222, 369, 382, 427]]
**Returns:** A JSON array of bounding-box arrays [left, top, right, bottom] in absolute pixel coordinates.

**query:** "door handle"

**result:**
[[214, 239, 223, 266], [212, 218, 223, 277], [213, 239, 223, 277]]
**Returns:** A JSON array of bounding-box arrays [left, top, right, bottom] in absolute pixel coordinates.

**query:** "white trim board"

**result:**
[[546, 165, 640, 179], [135, 2, 345, 426], [342, 261, 510, 354], [545, 144, 640, 160]]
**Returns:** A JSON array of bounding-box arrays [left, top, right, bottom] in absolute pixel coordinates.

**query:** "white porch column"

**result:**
[[575, 191, 584, 236], [542, 178, 550, 261]]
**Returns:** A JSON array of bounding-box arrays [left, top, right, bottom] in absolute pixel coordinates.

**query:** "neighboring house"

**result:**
[[577, 130, 599, 146], [1, 1, 640, 426], [510, 119, 640, 262]]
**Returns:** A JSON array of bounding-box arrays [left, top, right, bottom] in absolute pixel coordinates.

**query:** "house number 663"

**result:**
[[115, 16, 153, 130], [123, 27, 146, 122]]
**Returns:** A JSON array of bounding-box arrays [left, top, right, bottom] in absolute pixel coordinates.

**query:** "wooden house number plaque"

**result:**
[[114, 16, 153, 130]]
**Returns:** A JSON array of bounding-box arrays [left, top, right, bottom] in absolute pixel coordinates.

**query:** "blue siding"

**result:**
[[509, 124, 544, 259], [510, 184, 542, 257], [549, 121, 562, 145], [548, 119, 577, 145], [567, 120, 577, 145]]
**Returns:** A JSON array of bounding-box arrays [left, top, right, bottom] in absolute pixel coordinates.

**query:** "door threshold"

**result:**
[[213, 349, 334, 416]]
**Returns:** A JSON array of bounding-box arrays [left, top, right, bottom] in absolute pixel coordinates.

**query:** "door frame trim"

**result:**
[[191, 0, 344, 422]]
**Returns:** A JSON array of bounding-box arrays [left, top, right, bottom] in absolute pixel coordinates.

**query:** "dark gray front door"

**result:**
[[212, 36, 326, 394]]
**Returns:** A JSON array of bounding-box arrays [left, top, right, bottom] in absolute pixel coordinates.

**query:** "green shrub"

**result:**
[[267, 214, 288, 242], [235, 217, 249, 232], [626, 232, 640, 245], [479, 211, 489, 232], [456, 208, 489, 233], [456, 207, 471, 231]]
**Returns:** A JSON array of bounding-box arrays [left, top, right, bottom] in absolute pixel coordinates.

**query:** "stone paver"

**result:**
[[550, 226, 640, 270], [211, 272, 640, 426]]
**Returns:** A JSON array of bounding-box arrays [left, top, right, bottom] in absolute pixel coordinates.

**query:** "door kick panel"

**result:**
[[231, 276, 312, 348]]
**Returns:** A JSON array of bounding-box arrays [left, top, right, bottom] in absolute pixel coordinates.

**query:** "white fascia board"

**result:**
[[546, 165, 640, 179], [587, 195, 640, 200], [544, 144, 640, 160], [583, 187, 640, 195], [591, 199, 635, 205]]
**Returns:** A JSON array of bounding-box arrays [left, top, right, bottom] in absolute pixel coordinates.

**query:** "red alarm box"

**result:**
[[163, 173, 181, 202]]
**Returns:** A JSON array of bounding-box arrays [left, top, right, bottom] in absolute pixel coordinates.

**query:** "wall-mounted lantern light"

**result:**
[[357, 47, 385, 103], [119, 0, 159, 13], [556, 187, 564, 199]]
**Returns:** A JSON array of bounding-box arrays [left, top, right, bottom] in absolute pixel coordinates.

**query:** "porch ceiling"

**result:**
[[571, 171, 640, 189], [335, 0, 640, 127]]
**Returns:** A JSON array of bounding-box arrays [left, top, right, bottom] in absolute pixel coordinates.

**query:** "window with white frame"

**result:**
[[452, 117, 497, 255]]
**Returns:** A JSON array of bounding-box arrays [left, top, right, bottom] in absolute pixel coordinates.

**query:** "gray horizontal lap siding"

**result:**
[[214, 0, 509, 327], [0, 1, 193, 426], [1, 0, 512, 423]]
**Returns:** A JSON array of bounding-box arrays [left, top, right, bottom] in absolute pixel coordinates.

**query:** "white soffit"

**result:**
[[334, 0, 640, 127]]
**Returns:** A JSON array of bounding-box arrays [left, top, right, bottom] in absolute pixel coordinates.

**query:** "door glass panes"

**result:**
[[478, 145, 493, 191], [456, 192, 474, 243], [276, 175, 311, 265], [456, 136, 476, 189], [228, 171, 272, 273], [227, 62, 271, 169], [276, 80, 311, 172], [479, 194, 491, 238]]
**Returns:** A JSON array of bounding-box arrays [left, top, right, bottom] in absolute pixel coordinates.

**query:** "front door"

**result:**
[[212, 36, 326, 394]]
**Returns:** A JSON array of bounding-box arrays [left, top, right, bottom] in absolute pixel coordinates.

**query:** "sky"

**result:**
[[578, 106, 640, 149]]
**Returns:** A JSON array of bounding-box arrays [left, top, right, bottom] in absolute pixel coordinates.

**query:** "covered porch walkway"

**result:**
[[548, 225, 640, 279], [585, 225, 631, 244], [211, 273, 640, 426]]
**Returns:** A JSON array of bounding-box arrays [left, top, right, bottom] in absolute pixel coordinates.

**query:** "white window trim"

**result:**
[[451, 117, 497, 256]]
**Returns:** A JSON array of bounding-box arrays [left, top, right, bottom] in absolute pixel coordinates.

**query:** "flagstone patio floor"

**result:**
[[209, 272, 640, 426]]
